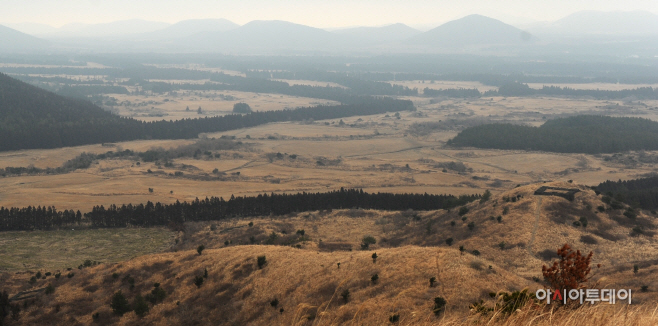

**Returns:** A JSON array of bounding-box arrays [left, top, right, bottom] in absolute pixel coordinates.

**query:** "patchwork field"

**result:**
[[2, 92, 658, 212]]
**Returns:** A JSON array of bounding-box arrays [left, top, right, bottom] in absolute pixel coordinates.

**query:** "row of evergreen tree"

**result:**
[[596, 176, 658, 210], [0, 188, 480, 231], [447, 115, 658, 154], [423, 83, 658, 100]]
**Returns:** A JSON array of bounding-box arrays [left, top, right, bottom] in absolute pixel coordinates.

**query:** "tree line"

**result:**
[[0, 188, 481, 231], [596, 176, 658, 210], [0, 73, 414, 152], [423, 83, 658, 100], [447, 115, 658, 154]]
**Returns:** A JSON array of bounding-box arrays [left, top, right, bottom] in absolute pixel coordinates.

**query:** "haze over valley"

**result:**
[[1, 2, 658, 326]]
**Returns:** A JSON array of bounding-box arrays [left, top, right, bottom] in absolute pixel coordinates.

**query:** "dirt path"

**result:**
[[528, 196, 542, 256]]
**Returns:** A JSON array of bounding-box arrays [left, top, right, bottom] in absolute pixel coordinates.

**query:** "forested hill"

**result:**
[[596, 176, 658, 210], [447, 115, 658, 154], [0, 72, 143, 150], [0, 73, 414, 152]]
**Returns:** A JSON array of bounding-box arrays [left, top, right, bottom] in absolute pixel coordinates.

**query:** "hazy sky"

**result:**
[[2, 0, 658, 28]]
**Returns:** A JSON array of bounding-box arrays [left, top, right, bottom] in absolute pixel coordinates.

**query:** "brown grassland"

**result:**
[[2, 75, 658, 325], [1, 183, 657, 325]]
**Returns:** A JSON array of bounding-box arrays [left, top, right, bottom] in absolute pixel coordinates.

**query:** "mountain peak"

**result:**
[[409, 14, 533, 47]]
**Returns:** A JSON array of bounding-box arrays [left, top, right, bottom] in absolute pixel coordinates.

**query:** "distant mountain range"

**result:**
[[2, 11, 658, 54], [0, 25, 49, 52], [408, 14, 533, 46], [528, 10, 658, 36]]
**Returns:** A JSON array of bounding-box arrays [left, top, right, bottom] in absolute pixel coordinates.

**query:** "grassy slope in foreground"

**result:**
[[447, 115, 658, 154], [3, 245, 657, 326]]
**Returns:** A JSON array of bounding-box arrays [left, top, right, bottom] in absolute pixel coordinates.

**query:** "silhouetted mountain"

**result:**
[[0, 24, 49, 52], [409, 14, 533, 47], [138, 19, 239, 40], [333, 23, 421, 45], [5, 22, 58, 35], [181, 20, 341, 52], [541, 11, 658, 36], [42, 19, 170, 38]]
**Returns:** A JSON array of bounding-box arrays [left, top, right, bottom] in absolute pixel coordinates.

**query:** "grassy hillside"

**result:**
[[2, 181, 657, 325]]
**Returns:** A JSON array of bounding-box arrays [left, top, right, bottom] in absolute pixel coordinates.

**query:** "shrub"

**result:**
[[270, 298, 279, 307], [389, 313, 400, 323], [458, 206, 469, 216], [573, 221, 581, 227], [67, 273, 74, 278], [110, 291, 131, 316], [257, 256, 267, 269], [44, 284, 55, 295], [480, 190, 491, 203], [54, 273, 61, 279], [248, 221, 254, 227], [92, 312, 100, 321], [579, 235, 598, 245], [112, 273, 119, 280], [361, 236, 377, 250], [203, 268, 208, 279], [494, 289, 536, 314], [471, 250, 480, 256], [224, 240, 229, 246], [35, 271, 42, 279], [502, 207, 509, 215], [461, 216, 467, 222], [542, 244, 595, 291], [145, 283, 166, 304], [633, 264, 639, 274], [432, 297, 447, 315], [445, 238, 453, 246], [148, 188, 154, 193], [296, 229, 305, 236], [133, 294, 149, 317], [341, 289, 350, 303], [610, 201, 624, 210], [579, 217, 588, 228], [498, 241, 506, 250], [624, 210, 637, 219], [197, 245, 205, 255], [371, 274, 379, 284], [429, 277, 436, 287], [459, 245, 465, 254], [28, 276, 36, 284], [597, 205, 605, 212], [450, 221, 456, 227], [641, 285, 649, 292], [44, 272, 51, 277], [233, 102, 252, 113], [194, 276, 204, 288], [467, 222, 475, 230], [496, 215, 502, 223], [372, 252, 378, 263], [279, 308, 284, 314]]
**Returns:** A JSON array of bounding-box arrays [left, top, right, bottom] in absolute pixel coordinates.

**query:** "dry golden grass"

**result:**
[[3, 89, 658, 212], [2, 243, 656, 326], [1, 183, 657, 325], [110, 90, 339, 122]]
